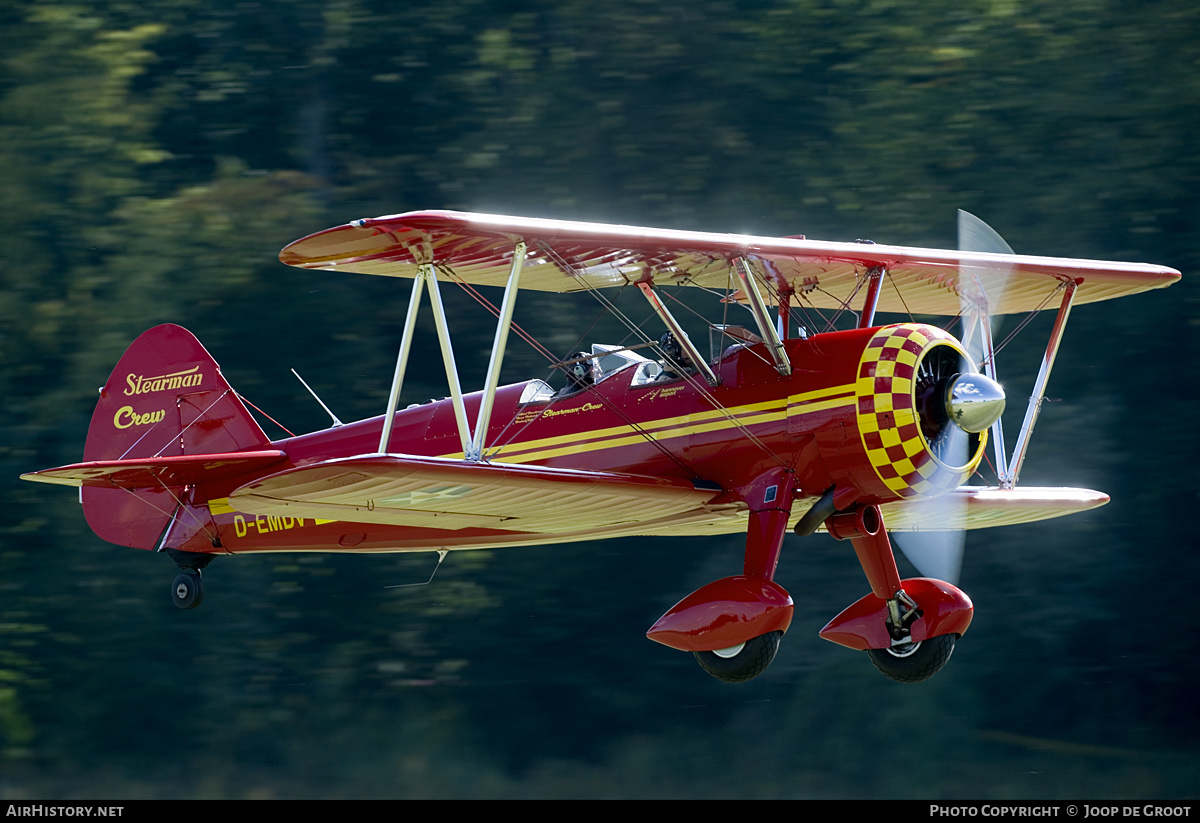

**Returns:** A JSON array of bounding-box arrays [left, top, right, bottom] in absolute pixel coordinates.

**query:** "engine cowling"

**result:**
[[817, 323, 1001, 503]]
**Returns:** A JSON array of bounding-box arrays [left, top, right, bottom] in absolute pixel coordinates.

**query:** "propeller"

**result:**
[[892, 211, 1011, 584]]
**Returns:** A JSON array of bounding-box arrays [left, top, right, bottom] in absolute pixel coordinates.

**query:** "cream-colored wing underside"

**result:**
[[229, 454, 724, 535]]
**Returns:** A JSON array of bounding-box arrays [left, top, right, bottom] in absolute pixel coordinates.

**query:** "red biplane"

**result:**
[[22, 210, 1180, 683]]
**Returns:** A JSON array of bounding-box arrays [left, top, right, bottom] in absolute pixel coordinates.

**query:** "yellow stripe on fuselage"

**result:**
[[450, 383, 856, 465], [491, 398, 781, 461], [788, 392, 856, 415]]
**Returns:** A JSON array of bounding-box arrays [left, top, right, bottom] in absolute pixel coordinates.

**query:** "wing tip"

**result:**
[[20, 468, 83, 487]]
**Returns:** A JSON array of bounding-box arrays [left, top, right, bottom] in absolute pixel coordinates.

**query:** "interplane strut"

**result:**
[[378, 243, 528, 461]]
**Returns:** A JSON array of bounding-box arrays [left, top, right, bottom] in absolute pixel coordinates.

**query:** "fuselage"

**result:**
[[175, 323, 978, 555]]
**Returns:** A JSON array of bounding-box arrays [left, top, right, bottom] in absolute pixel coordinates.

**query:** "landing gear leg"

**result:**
[[696, 470, 796, 682], [824, 503, 966, 683], [828, 503, 912, 636], [647, 470, 798, 682]]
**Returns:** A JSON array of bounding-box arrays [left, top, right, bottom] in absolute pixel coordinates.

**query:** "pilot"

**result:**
[[562, 352, 596, 394], [657, 332, 686, 381]]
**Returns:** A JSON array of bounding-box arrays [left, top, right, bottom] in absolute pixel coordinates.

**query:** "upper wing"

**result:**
[[229, 454, 722, 534], [279, 210, 1180, 315]]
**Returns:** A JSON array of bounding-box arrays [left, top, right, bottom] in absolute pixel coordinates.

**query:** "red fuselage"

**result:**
[[152, 322, 980, 558]]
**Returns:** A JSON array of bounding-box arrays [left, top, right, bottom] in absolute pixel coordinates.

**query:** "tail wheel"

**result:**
[[171, 572, 204, 610], [867, 633, 956, 683], [693, 631, 782, 683]]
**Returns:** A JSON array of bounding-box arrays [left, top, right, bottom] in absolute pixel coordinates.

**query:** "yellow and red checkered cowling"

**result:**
[[848, 323, 987, 501]]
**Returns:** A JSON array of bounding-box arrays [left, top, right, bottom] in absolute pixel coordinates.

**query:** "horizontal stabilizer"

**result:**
[[230, 454, 721, 533], [22, 450, 288, 490]]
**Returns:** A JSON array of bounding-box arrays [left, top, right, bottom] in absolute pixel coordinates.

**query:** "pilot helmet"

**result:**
[[568, 353, 594, 386], [659, 332, 683, 362]]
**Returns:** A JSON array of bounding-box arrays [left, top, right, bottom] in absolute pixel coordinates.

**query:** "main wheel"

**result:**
[[867, 633, 956, 683], [171, 572, 204, 610], [693, 631, 782, 683]]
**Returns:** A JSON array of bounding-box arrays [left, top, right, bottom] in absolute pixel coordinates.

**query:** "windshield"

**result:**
[[591, 344, 662, 387]]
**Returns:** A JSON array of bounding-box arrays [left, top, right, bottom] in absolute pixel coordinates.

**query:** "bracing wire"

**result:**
[[237, 392, 296, 438], [539, 250, 788, 471], [438, 265, 703, 478]]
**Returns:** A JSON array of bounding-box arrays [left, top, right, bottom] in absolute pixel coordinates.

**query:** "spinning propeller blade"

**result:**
[[893, 211, 1011, 584], [892, 528, 965, 584]]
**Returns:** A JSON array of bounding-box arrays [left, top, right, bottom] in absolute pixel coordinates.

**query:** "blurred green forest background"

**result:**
[[1, 0, 1197, 799]]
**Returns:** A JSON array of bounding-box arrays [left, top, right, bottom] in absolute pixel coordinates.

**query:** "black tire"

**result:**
[[693, 631, 782, 683], [867, 633, 956, 683], [171, 572, 204, 610]]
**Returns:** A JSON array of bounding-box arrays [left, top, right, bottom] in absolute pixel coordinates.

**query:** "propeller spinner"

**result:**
[[946, 372, 1006, 434]]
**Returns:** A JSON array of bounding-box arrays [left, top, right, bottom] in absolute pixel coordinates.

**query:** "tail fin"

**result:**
[[80, 324, 272, 549]]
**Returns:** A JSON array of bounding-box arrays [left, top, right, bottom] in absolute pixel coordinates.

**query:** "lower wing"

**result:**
[[228, 454, 723, 534], [879, 486, 1109, 532]]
